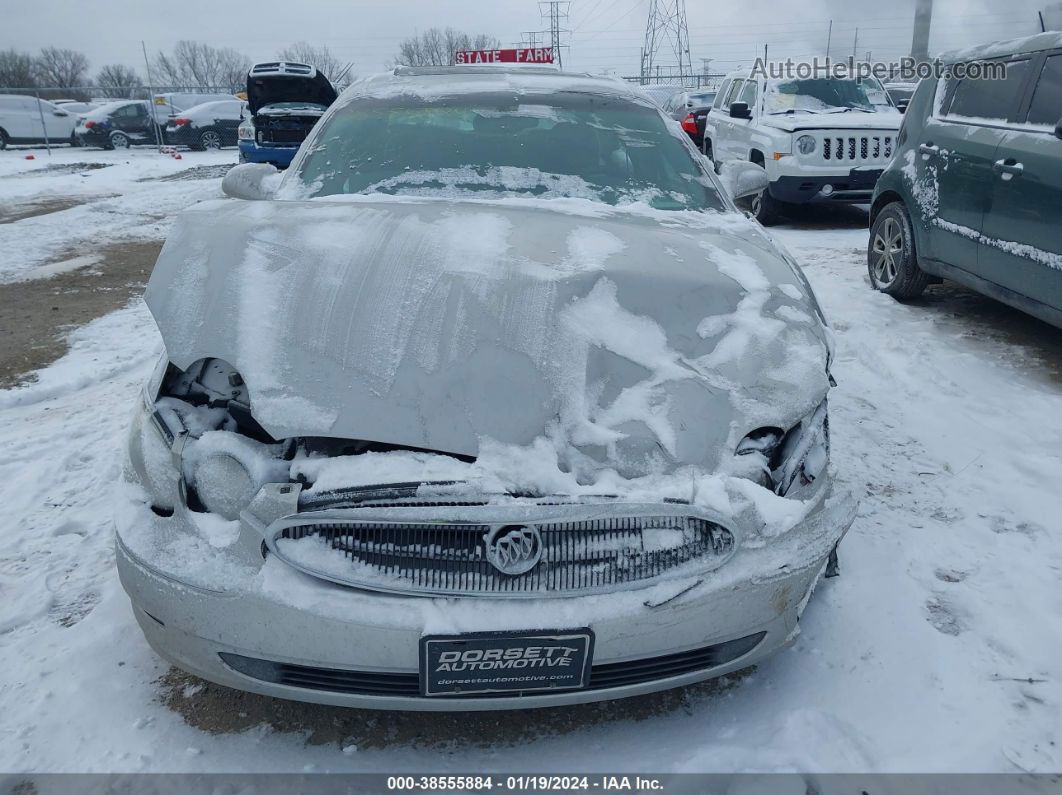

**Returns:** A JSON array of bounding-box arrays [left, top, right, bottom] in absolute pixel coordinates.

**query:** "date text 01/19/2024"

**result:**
[[386, 776, 666, 791]]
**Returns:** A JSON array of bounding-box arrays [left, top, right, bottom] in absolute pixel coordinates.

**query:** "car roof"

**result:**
[[339, 66, 648, 105], [939, 31, 1062, 64]]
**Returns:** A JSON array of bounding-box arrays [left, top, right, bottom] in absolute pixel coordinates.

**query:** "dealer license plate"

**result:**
[[420, 629, 594, 696]]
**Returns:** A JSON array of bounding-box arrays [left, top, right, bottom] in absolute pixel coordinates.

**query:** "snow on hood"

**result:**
[[761, 111, 902, 133], [145, 198, 830, 479]]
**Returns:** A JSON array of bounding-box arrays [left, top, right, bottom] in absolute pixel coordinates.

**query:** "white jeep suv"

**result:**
[[704, 71, 902, 224]]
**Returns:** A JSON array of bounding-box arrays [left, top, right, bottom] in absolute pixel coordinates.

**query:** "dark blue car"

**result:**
[[238, 62, 337, 169]]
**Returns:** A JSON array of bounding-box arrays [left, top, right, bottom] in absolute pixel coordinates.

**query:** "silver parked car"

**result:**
[[117, 66, 856, 710]]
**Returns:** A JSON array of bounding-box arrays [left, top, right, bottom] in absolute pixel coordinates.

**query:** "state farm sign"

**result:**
[[455, 48, 555, 65]]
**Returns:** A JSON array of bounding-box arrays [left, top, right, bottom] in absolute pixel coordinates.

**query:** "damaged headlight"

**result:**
[[126, 357, 183, 511], [127, 356, 292, 521], [735, 399, 829, 497], [238, 119, 255, 141]]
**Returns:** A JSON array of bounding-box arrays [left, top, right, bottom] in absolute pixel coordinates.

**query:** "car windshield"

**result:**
[[764, 78, 883, 114], [688, 92, 716, 106], [293, 92, 724, 211]]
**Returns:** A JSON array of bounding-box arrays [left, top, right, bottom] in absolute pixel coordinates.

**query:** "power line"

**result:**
[[641, 0, 693, 81], [539, 1, 572, 67]]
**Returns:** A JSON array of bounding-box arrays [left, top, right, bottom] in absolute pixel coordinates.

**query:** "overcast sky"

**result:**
[[3, 0, 1051, 80]]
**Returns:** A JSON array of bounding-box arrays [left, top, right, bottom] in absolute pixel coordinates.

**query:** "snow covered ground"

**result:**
[[1, 149, 1059, 774]]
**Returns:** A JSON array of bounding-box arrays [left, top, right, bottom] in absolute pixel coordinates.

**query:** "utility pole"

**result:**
[[911, 0, 933, 61], [142, 40, 162, 153], [826, 20, 832, 60], [852, 27, 859, 59], [641, 0, 693, 83], [520, 30, 544, 49], [538, 1, 571, 68]]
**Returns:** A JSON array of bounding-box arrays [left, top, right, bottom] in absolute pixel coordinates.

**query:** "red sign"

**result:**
[[455, 48, 555, 65]]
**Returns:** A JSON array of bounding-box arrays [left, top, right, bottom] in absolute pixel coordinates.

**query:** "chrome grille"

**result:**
[[819, 134, 894, 162], [269, 513, 735, 597]]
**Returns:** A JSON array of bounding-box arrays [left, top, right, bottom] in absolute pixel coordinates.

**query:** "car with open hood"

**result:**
[[705, 71, 902, 224], [238, 61, 337, 168], [116, 65, 857, 710]]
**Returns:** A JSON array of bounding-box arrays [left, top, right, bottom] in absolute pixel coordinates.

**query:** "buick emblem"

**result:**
[[485, 524, 542, 576]]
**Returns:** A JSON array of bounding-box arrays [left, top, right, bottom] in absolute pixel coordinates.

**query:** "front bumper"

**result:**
[[769, 169, 883, 205], [238, 139, 298, 168], [115, 474, 857, 710]]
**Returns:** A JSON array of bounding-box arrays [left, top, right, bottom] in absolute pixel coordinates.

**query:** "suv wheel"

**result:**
[[868, 202, 930, 299], [750, 188, 782, 226], [197, 130, 222, 150], [0, 128, 8, 150], [109, 131, 130, 150]]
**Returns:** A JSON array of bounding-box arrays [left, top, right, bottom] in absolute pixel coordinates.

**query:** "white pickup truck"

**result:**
[[704, 72, 903, 224]]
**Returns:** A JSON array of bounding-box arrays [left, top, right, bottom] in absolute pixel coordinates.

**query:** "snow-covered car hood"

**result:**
[[255, 104, 327, 118], [762, 111, 901, 133], [145, 198, 831, 477]]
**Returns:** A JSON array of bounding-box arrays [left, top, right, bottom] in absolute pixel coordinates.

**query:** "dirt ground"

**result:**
[[0, 239, 162, 388]]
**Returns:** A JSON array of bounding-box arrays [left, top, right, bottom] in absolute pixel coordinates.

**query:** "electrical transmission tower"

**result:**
[[539, 1, 571, 67], [641, 0, 693, 83]]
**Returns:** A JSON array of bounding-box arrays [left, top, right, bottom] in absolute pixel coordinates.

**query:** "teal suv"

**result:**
[[869, 33, 1062, 328]]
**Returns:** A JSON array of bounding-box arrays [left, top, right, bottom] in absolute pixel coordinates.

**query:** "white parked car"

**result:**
[[0, 94, 77, 148], [704, 72, 902, 224]]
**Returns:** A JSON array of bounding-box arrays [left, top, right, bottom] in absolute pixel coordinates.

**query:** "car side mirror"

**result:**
[[222, 162, 281, 201], [1055, 117, 1062, 141], [729, 101, 751, 119], [717, 160, 769, 201]]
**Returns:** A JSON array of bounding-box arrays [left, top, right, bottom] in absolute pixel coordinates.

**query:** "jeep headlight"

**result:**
[[238, 119, 255, 141], [735, 399, 829, 497], [796, 134, 817, 155]]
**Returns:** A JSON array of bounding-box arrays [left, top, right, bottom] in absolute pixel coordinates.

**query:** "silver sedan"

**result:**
[[116, 65, 856, 710]]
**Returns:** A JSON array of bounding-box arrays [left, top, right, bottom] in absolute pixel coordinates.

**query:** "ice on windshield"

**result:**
[[292, 93, 724, 211], [764, 78, 883, 114]]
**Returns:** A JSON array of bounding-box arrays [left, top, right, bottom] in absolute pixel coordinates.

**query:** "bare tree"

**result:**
[[278, 41, 352, 87], [96, 64, 141, 98], [0, 48, 38, 88], [151, 40, 251, 92], [35, 47, 90, 88], [394, 28, 501, 67]]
